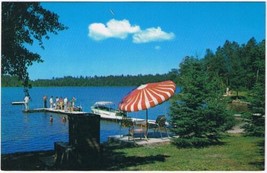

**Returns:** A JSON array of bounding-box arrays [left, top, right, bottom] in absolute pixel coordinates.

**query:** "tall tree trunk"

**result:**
[[256, 69, 259, 83]]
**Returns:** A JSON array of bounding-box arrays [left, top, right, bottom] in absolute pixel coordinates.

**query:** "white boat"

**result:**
[[91, 101, 126, 120]]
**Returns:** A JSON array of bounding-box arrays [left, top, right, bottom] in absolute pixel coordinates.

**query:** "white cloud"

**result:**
[[133, 27, 175, 43], [88, 19, 175, 43], [88, 19, 140, 41]]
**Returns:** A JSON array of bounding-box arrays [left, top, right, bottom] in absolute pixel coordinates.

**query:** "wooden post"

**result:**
[[55, 113, 100, 169], [68, 113, 100, 168]]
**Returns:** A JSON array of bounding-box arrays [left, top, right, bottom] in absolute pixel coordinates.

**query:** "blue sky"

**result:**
[[27, 2, 265, 80]]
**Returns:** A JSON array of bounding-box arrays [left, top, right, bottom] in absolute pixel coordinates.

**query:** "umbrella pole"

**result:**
[[146, 109, 148, 138]]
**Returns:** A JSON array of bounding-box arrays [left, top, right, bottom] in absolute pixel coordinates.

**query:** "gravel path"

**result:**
[[227, 122, 245, 134]]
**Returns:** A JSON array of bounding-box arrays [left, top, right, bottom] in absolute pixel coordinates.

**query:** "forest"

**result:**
[[1, 72, 177, 87]]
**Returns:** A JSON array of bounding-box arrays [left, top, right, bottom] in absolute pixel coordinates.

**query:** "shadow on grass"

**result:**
[[249, 139, 265, 170], [171, 137, 226, 149], [1, 142, 169, 171], [230, 96, 247, 100], [96, 142, 169, 170]]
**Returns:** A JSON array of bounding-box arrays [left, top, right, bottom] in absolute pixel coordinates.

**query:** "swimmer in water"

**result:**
[[50, 115, 53, 123]]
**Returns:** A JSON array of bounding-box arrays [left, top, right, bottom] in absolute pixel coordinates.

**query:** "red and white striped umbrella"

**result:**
[[119, 80, 176, 112]]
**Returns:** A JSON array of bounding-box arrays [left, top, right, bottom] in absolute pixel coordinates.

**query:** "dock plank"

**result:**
[[23, 108, 87, 115], [12, 101, 25, 105]]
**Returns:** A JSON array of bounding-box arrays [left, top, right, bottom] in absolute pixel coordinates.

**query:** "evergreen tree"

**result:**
[[243, 82, 265, 137], [170, 57, 234, 147]]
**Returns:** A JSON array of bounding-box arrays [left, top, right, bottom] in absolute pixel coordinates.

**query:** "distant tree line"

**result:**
[[2, 37, 264, 91], [1, 72, 178, 87]]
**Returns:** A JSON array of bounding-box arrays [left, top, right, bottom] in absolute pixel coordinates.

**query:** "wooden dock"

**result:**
[[22, 108, 156, 124], [12, 101, 25, 105], [23, 108, 88, 115]]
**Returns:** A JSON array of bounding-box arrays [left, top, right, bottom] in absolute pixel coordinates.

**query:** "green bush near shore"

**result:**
[[107, 134, 264, 171]]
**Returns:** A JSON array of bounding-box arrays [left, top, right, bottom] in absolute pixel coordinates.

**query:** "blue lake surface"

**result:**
[[1, 87, 177, 154]]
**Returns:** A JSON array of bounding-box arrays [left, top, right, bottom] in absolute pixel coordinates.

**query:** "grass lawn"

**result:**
[[2, 134, 264, 170], [102, 134, 264, 171]]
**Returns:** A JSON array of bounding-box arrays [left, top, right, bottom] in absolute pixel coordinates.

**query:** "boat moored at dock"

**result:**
[[91, 101, 126, 120]]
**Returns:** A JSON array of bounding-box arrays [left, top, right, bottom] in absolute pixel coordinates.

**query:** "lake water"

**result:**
[[1, 87, 177, 154]]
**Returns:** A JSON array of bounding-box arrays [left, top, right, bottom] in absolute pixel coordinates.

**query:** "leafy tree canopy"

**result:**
[[2, 2, 67, 94]]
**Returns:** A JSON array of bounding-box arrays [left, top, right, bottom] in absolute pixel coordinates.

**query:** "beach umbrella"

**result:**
[[119, 80, 176, 133]]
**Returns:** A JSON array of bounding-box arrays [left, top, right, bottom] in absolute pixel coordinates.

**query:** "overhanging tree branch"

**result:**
[[1, 2, 68, 93]]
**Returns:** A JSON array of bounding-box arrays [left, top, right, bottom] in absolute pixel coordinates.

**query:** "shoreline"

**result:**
[[2, 128, 245, 170], [1, 150, 55, 170]]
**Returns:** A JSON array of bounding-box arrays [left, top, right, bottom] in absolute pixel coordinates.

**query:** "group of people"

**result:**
[[43, 96, 76, 112]]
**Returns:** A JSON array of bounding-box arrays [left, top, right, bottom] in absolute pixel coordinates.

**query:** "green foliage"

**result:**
[[248, 82, 265, 115], [32, 74, 173, 86], [172, 136, 217, 148], [204, 38, 265, 97], [170, 38, 265, 145], [243, 82, 265, 137], [1, 75, 22, 87], [241, 39, 265, 89], [1, 2, 67, 92], [243, 115, 265, 137], [170, 57, 233, 147]]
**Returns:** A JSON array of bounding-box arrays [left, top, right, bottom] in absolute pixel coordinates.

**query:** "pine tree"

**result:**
[[170, 57, 234, 147], [243, 82, 265, 137]]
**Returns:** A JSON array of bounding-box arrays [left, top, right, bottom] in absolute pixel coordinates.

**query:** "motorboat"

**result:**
[[91, 101, 126, 120]]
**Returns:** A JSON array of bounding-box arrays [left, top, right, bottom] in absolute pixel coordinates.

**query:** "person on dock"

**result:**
[[55, 97, 59, 109], [49, 96, 53, 109], [24, 95, 30, 111], [64, 97, 68, 112], [43, 95, 47, 108], [59, 97, 63, 110], [70, 97, 76, 112]]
